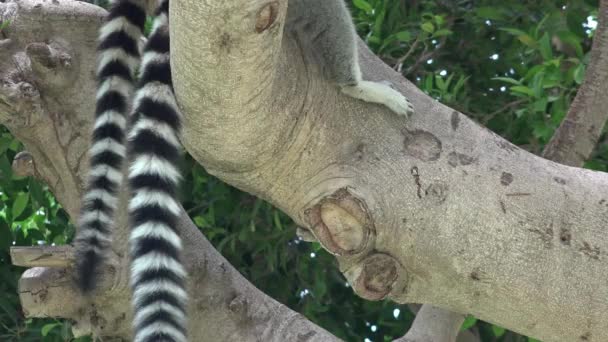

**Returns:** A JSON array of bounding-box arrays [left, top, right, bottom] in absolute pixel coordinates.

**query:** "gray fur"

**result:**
[[286, 0, 414, 116]]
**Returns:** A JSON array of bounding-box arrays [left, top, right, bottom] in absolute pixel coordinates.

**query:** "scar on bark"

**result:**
[[560, 228, 571, 246], [345, 253, 400, 301], [450, 111, 460, 131], [579, 242, 600, 260], [554, 177, 567, 185], [255, 2, 279, 33], [500, 172, 513, 186], [410, 166, 422, 199], [403, 129, 442, 161], [303, 188, 375, 256], [499, 200, 506, 213], [447, 151, 476, 167], [424, 182, 449, 205]]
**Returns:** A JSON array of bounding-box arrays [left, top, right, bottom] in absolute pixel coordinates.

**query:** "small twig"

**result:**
[[483, 99, 527, 124], [405, 37, 448, 76], [394, 37, 421, 72]]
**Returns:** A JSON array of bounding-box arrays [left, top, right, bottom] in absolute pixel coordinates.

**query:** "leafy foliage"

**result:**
[[0, 0, 604, 341]]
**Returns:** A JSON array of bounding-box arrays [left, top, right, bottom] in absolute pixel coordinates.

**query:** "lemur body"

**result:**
[[74, 0, 413, 341]]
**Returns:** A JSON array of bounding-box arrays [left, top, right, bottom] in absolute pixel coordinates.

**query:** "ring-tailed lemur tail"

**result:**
[[75, 0, 412, 339], [127, 0, 188, 341], [73, 0, 187, 340], [74, 0, 148, 293]]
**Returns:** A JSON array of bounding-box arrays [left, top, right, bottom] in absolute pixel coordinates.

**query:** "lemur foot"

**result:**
[[341, 80, 414, 117]]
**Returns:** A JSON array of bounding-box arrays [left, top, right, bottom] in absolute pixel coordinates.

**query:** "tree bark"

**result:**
[[171, 0, 608, 341], [2, 0, 337, 340], [2, 0, 608, 341], [404, 2, 608, 339], [542, 0, 608, 166]]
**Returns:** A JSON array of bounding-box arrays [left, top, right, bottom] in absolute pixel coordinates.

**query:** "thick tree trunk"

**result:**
[[171, 0, 608, 341], [2, 0, 337, 340], [2, 0, 608, 341]]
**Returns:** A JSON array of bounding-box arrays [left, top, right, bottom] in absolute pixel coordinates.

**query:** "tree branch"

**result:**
[[542, 0, 608, 166], [11, 246, 73, 268], [2, 0, 338, 340], [172, 1, 608, 341], [4, 0, 608, 341], [394, 305, 465, 342]]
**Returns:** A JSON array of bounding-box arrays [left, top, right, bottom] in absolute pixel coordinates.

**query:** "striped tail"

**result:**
[[127, 1, 188, 341], [74, 0, 147, 293]]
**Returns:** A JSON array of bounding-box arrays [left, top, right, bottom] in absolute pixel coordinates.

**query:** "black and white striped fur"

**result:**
[[74, 0, 188, 341], [74, 0, 148, 293], [74, 0, 415, 340], [127, 1, 188, 341]]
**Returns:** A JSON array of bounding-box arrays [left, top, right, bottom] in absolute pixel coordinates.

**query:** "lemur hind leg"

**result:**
[[340, 80, 414, 117], [287, 0, 414, 117]]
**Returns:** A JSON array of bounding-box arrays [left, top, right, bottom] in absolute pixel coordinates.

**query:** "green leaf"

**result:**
[[395, 31, 413, 42], [29, 179, 46, 208], [538, 33, 553, 60], [352, 0, 373, 13], [573, 63, 586, 85], [492, 77, 522, 85], [492, 325, 506, 337], [460, 315, 477, 330], [533, 123, 554, 141], [475, 7, 506, 20], [373, 3, 386, 37], [0, 20, 10, 32], [517, 34, 538, 48], [193, 215, 209, 228], [556, 30, 584, 57], [273, 210, 283, 231], [11, 192, 29, 220], [433, 15, 445, 27], [0, 219, 11, 250], [432, 29, 453, 38], [499, 28, 537, 47], [452, 75, 469, 96], [532, 98, 548, 113], [0, 137, 12, 156], [41, 323, 60, 336], [367, 35, 381, 45], [510, 86, 536, 97], [421, 22, 435, 34], [499, 27, 529, 37]]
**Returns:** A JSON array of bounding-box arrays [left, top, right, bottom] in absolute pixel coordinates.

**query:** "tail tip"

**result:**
[[75, 250, 102, 294]]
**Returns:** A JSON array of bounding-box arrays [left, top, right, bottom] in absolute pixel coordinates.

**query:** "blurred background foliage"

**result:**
[[0, 0, 603, 341]]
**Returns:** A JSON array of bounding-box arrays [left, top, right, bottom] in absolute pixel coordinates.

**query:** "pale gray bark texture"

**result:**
[[542, 0, 608, 166], [395, 305, 473, 342], [3, 0, 608, 342], [401, 1, 608, 340], [2, 0, 337, 341], [172, 0, 608, 341]]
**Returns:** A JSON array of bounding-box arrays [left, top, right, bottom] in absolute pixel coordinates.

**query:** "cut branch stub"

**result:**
[[26, 41, 74, 89], [12, 150, 35, 177], [18, 266, 81, 318], [304, 188, 374, 256], [11, 245, 73, 268], [0, 79, 43, 127], [345, 253, 399, 301], [255, 2, 279, 33]]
